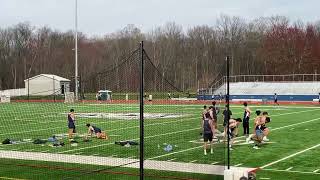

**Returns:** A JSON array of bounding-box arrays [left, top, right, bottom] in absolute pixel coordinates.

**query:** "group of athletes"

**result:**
[[67, 109, 108, 142], [201, 101, 272, 154]]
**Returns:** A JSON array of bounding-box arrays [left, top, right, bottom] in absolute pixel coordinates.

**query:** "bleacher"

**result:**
[[214, 82, 320, 95], [197, 74, 320, 102]]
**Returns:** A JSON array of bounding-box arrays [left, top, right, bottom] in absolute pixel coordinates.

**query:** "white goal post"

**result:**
[[64, 92, 75, 103]]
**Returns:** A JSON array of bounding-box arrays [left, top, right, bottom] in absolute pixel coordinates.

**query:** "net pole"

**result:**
[[74, 0, 79, 101], [139, 41, 144, 180], [226, 56, 230, 170]]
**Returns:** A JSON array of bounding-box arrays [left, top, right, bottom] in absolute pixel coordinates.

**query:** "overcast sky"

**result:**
[[1, 0, 319, 36]]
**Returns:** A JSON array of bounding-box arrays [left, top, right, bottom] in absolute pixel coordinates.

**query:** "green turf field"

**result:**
[[0, 102, 320, 179]]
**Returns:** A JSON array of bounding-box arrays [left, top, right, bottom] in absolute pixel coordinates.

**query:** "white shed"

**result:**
[[24, 74, 70, 96]]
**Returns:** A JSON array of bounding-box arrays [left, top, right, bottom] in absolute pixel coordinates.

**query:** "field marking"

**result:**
[[167, 158, 176, 162], [0, 127, 64, 136], [270, 117, 320, 131], [234, 163, 243, 167], [149, 116, 320, 160], [313, 169, 320, 173], [285, 167, 293, 171], [127, 156, 136, 159], [189, 160, 197, 163], [0, 150, 254, 176], [211, 162, 219, 165], [60, 127, 199, 153], [0, 177, 27, 180], [270, 109, 319, 117], [106, 117, 198, 132], [0, 115, 198, 136], [260, 143, 320, 169], [0, 107, 314, 136], [91, 154, 99, 156], [259, 178, 270, 180], [263, 168, 320, 175]]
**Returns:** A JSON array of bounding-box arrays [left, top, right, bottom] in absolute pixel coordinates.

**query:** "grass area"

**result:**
[[0, 102, 320, 179]]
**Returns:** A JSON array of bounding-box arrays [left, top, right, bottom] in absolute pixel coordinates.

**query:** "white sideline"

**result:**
[[263, 168, 320, 175], [0, 150, 254, 176], [260, 143, 320, 169]]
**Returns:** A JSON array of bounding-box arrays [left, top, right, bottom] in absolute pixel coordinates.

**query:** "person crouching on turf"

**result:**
[[228, 118, 242, 150], [86, 123, 108, 139], [246, 110, 262, 143], [67, 109, 76, 142], [202, 112, 214, 155], [261, 112, 271, 142], [251, 116, 271, 149]]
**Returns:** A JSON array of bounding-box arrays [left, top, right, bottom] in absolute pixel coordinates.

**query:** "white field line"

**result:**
[[0, 107, 314, 135], [149, 116, 320, 160], [106, 117, 198, 132], [0, 150, 254, 176], [234, 163, 243, 167], [270, 117, 320, 131], [270, 109, 319, 117], [259, 178, 270, 180], [91, 154, 99, 156], [0, 116, 198, 136], [167, 158, 176, 162], [260, 143, 320, 169], [263, 168, 320, 175], [189, 160, 197, 163], [0, 127, 64, 136], [0, 176, 28, 180], [313, 169, 320, 173], [127, 156, 136, 159], [60, 127, 199, 153], [211, 162, 219, 165], [285, 167, 293, 171]]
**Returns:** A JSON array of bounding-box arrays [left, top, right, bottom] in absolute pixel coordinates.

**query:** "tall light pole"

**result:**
[[74, 0, 78, 101]]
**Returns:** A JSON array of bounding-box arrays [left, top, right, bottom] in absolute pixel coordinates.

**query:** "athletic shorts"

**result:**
[[255, 129, 263, 137], [68, 123, 75, 129], [95, 129, 102, 133], [274, 99, 278, 103], [203, 133, 213, 142]]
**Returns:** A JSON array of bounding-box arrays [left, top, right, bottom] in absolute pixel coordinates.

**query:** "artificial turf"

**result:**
[[0, 102, 320, 179]]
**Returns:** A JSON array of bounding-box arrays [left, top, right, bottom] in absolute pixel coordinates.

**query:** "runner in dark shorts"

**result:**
[[222, 105, 232, 140], [274, 93, 279, 105], [202, 113, 214, 155], [67, 109, 76, 141]]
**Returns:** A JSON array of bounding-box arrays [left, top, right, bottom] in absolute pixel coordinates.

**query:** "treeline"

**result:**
[[0, 15, 320, 92]]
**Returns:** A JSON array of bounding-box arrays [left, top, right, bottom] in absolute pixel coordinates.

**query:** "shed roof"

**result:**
[[24, 74, 70, 82]]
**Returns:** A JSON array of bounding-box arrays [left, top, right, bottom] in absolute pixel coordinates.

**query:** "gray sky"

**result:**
[[1, 0, 319, 36]]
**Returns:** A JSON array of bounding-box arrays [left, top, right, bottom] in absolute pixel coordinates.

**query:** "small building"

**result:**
[[24, 74, 70, 96], [97, 90, 112, 100]]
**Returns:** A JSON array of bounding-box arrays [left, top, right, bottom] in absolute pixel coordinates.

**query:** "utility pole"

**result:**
[[74, 0, 79, 101]]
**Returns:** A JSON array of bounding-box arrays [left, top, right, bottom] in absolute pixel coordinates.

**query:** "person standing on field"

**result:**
[[243, 102, 251, 137]]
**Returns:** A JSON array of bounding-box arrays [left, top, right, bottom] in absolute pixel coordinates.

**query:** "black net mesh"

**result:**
[[0, 43, 226, 180]]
